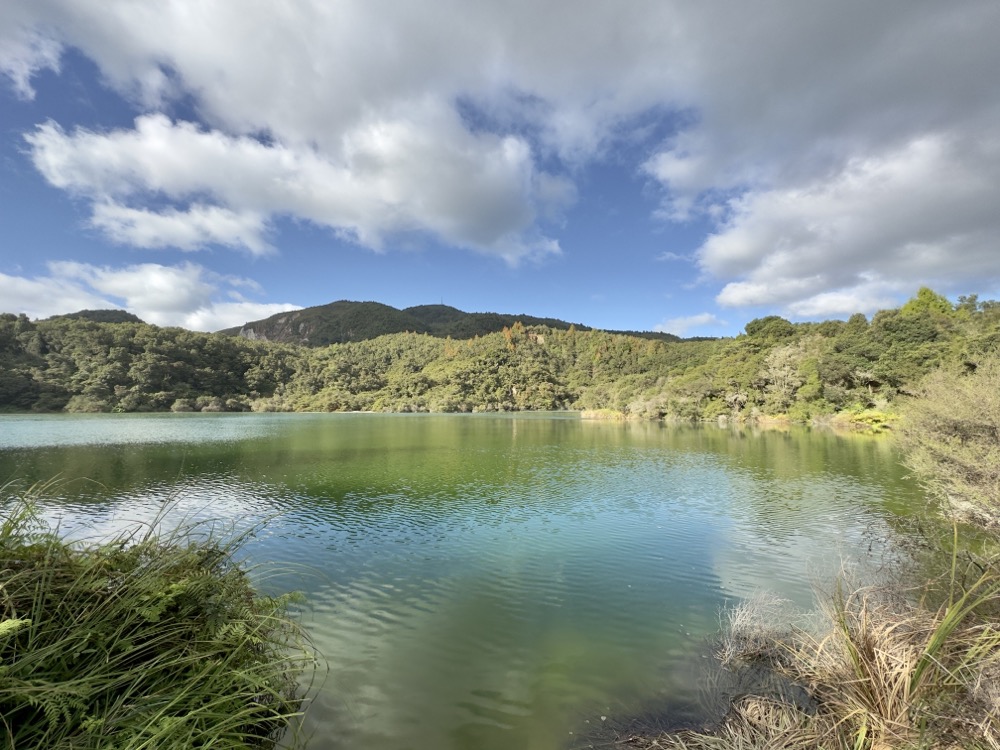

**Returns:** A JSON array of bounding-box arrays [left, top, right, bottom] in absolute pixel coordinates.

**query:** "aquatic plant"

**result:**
[[0, 484, 316, 749]]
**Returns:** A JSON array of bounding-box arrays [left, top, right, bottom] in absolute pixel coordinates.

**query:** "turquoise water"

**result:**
[[0, 413, 925, 749]]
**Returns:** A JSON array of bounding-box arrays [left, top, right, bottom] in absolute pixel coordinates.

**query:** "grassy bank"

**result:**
[[622, 544, 1000, 750], [0, 487, 315, 749]]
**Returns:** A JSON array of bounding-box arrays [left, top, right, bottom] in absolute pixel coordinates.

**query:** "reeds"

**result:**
[[642, 548, 1000, 750], [0, 485, 316, 750]]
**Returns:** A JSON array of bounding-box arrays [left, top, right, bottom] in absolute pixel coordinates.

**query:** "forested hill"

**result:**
[[1, 288, 998, 421], [51, 309, 145, 324], [216, 300, 682, 345]]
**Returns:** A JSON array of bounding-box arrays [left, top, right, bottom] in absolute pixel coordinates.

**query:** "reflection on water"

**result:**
[[0, 413, 926, 750]]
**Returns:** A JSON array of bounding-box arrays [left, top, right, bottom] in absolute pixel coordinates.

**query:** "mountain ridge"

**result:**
[[216, 300, 683, 346]]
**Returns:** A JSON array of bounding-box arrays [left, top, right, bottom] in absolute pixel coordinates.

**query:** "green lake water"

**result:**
[[0, 413, 929, 749]]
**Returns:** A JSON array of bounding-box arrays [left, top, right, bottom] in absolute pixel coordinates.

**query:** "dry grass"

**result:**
[[630, 550, 1000, 750], [717, 592, 797, 669]]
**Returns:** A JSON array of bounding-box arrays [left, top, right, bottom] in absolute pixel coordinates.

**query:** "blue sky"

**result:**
[[2, 2, 999, 336]]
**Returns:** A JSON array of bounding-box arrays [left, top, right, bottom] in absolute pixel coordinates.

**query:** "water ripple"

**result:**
[[0, 415, 922, 750]]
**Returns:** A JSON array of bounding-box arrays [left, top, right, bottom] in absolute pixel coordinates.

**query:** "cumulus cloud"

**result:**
[[0, 271, 114, 320], [3, 0, 1000, 304], [0, 262, 300, 330], [640, 2, 1000, 316], [25, 110, 565, 262], [90, 203, 273, 255], [703, 135, 1000, 315], [654, 312, 725, 337], [0, 1, 692, 263]]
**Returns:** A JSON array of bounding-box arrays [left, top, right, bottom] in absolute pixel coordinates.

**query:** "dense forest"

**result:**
[[2, 288, 999, 423]]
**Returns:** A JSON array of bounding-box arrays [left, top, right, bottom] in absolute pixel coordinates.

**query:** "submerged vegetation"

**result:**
[[0, 486, 315, 749], [2, 287, 999, 422]]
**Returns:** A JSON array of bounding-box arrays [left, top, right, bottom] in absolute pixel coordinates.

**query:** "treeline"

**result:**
[[0, 315, 298, 413], [2, 288, 999, 420]]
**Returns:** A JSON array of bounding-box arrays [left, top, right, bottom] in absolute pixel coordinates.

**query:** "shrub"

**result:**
[[0, 486, 316, 749], [898, 354, 1000, 527], [64, 395, 111, 413]]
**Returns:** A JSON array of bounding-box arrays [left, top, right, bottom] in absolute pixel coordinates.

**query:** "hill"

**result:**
[[49, 309, 145, 324], [218, 301, 429, 346], [3, 287, 998, 419], [219, 300, 681, 345]]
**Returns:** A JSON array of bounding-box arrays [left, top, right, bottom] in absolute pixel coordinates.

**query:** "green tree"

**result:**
[[900, 286, 954, 317], [898, 353, 1000, 527]]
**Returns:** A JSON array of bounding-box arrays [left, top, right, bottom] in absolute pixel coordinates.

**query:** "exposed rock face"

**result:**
[[237, 311, 318, 344]]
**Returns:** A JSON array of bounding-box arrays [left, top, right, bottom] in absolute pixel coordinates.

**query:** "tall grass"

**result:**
[[0, 484, 317, 750], [640, 549, 1000, 750]]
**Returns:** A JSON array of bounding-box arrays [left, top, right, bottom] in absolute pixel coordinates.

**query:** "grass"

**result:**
[[0, 483, 317, 750], [632, 542, 1000, 750]]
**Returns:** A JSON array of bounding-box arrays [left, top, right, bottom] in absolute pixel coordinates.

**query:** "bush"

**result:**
[[0, 486, 316, 749], [898, 355, 1000, 527], [64, 395, 111, 413]]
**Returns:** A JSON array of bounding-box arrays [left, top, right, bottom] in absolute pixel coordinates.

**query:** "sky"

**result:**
[[1, 2, 999, 337]]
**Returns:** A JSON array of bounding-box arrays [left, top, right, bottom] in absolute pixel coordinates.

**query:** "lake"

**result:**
[[0, 413, 927, 749]]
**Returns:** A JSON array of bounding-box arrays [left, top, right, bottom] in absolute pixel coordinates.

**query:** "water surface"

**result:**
[[0, 413, 925, 749]]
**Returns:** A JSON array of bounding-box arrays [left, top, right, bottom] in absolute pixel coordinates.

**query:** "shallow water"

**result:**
[[0, 413, 926, 749]]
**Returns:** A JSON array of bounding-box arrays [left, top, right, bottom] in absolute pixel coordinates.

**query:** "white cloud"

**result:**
[[784, 285, 900, 319], [654, 312, 724, 337], [656, 251, 691, 263], [703, 135, 1000, 314], [0, 262, 300, 330], [90, 203, 272, 255], [0, 271, 114, 320], [3, 0, 1000, 302], [0, 1, 697, 263], [0, 30, 60, 100], [181, 302, 301, 333], [25, 110, 563, 262]]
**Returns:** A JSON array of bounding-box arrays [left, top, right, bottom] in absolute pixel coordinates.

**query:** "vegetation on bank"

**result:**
[[0, 487, 315, 749], [637, 556, 1000, 750], [898, 354, 1000, 528], [626, 354, 1000, 749], [2, 288, 999, 423]]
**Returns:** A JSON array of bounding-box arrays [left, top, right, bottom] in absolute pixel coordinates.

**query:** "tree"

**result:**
[[898, 354, 1000, 527], [744, 316, 796, 341], [899, 287, 954, 317]]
